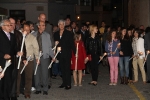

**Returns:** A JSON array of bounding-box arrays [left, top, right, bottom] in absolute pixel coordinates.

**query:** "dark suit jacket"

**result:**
[[0, 30, 17, 98], [144, 32, 150, 51], [54, 29, 76, 59]]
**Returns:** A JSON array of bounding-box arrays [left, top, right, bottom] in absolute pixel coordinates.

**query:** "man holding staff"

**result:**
[[16, 24, 39, 98], [32, 21, 54, 95], [54, 19, 76, 90]]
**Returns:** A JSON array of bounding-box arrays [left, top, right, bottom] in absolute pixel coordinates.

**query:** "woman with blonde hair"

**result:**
[[86, 25, 102, 86]]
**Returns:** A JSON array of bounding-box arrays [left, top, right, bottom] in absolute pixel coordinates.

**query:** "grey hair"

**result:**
[[0, 19, 10, 27], [58, 19, 65, 26], [36, 22, 40, 26]]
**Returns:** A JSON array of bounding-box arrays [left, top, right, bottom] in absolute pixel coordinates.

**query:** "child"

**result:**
[[71, 33, 88, 86]]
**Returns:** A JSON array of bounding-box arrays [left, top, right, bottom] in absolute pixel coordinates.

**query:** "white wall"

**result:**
[[0, 3, 48, 23]]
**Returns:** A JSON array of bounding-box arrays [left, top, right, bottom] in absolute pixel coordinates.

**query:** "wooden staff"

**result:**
[[143, 51, 149, 69], [20, 55, 31, 74], [98, 53, 107, 64], [0, 60, 11, 80], [48, 47, 61, 69], [17, 32, 27, 69], [75, 43, 79, 71], [114, 43, 121, 52], [34, 51, 43, 75]]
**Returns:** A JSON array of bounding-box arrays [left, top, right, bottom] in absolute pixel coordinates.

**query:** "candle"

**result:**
[[34, 51, 43, 75], [20, 55, 31, 74], [0, 66, 2, 72], [17, 32, 27, 69], [142, 51, 149, 69], [52, 41, 59, 51], [98, 53, 107, 64], [114, 43, 121, 52], [48, 47, 61, 69], [75, 43, 79, 71], [0, 60, 11, 80]]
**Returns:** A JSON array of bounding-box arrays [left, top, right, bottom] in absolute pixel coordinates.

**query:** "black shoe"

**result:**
[[48, 85, 51, 89], [65, 86, 71, 90], [85, 72, 90, 74], [43, 91, 48, 95], [59, 85, 65, 88], [146, 80, 150, 83], [34, 91, 41, 94], [11, 97, 18, 100]]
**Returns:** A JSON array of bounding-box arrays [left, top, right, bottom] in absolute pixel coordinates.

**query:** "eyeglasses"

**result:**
[[3, 25, 12, 27]]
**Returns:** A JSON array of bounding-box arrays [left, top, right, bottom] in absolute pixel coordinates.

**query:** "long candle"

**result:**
[[98, 53, 107, 64], [0, 66, 2, 72], [52, 41, 59, 51], [0, 60, 11, 80], [20, 55, 31, 74], [114, 43, 121, 52], [48, 47, 61, 69], [142, 51, 149, 69], [34, 51, 42, 75], [17, 33, 26, 69], [75, 43, 79, 71]]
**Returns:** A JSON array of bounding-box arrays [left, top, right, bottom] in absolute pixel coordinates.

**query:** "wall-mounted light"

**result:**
[[114, 6, 117, 9], [77, 16, 80, 20]]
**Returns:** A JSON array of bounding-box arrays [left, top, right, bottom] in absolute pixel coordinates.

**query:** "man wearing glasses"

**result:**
[[0, 19, 22, 100]]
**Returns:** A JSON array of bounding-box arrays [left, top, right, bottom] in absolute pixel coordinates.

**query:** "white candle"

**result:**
[[48, 47, 61, 69], [20, 55, 31, 74], [75, 43, 79, 71], [52, 41, 59, 51], [34, 51, 42, 75], [142, 51, 149, 69], [0, 66, 2, 72], [0, 60, 11, 80], [114, 43, 121, 52], [98, 53, 107, 64], [17, 32, 26, 69]]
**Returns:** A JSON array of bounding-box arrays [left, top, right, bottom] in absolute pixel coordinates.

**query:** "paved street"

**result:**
[[18, 65, 150, 100]]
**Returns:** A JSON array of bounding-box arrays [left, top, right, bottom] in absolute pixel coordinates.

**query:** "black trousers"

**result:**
[[90, 54, 99, 81], [129, 59, 133, 80], [146, 56, 150, 81], [59, 56, 71, 86]]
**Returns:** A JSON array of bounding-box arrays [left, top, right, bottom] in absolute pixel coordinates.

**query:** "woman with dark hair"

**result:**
[[127, 28, 134, 84], [105, 30, 120, 85], [132, 28, 146, 84], [118, 28, 133, 85]]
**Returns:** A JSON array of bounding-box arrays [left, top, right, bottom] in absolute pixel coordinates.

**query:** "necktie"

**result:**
[[6, 33, 10, 40]]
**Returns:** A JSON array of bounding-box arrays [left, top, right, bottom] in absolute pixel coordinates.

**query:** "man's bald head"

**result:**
[[38, 13, 46, 22], [9, 18, 16, 31]]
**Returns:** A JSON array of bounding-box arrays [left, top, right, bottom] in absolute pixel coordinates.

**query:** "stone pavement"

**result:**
[[18, 65, 150, 100]]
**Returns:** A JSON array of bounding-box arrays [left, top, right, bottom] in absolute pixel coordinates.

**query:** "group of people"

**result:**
[[0, 13, 150, 100]]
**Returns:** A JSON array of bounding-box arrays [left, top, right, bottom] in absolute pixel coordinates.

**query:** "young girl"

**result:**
[[86, 25, 102, 86], [71, 33, 88, 86], [105, 30, 120, 85]]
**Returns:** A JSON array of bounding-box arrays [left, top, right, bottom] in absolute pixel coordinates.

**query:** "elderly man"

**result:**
[[32, 21, 54, 95], [54, 19, 76, 90], [9, 17, 27, 100], [17, 24, 39, 99], [0, 19, 22, 100]]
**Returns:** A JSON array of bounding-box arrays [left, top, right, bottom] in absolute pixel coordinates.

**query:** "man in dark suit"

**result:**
[[54, 19, 76, 90], [0, 19, 22, 100], [144, 31, 150, 83]]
